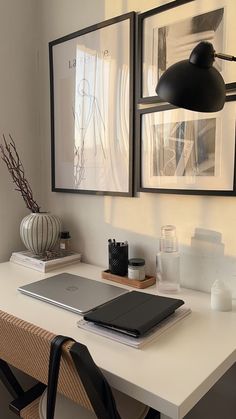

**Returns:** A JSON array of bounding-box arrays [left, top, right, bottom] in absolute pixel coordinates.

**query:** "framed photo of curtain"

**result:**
[[137, 96, 236, 195], [49, 12, 135, 196], [137, 0, 236, 103]]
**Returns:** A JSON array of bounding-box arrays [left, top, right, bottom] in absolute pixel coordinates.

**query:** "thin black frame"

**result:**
[[137, 0, 236, 104], [137, 95, 236, 196], [49, 12, 135, 196]]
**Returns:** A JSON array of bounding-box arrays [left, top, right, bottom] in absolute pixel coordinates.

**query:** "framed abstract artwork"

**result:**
[[137, 97, 236, 195], [137, 0, 236, 103], [49, 12, 135, 196]]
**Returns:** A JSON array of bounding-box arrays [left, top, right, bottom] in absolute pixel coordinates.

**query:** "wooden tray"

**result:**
[[102, 270, 156, 289]]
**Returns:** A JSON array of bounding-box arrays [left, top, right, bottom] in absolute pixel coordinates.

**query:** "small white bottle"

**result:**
[[156, 225, 180, 293], [211, 280, 232, 311]]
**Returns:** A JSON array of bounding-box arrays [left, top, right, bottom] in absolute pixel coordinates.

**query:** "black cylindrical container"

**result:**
[[108, 241, 128, 276]]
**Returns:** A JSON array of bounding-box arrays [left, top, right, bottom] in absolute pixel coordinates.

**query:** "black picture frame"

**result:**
[[137, 0, 236, 104], [49, 12, 135, 196], [137, 95, 236, 196]]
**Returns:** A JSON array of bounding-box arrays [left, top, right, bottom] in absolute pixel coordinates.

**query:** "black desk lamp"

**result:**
[[156, 41, 236, 112]]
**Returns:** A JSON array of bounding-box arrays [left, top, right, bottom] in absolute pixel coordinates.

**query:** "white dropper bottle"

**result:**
[[211, 279, 232, 311]]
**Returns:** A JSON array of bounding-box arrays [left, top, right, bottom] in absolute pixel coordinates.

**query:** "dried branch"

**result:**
[[0, 134, 40, 213]]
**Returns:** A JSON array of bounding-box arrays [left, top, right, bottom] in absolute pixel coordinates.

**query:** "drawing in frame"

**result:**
[[137, 96, 236, 196], [49, 12, 135, 196], [137, 0, 236, 103]]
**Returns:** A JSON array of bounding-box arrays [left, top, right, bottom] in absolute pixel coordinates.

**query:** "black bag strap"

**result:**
[[70, 341, 121, 419], [47, 335, 74, 419], [47, 336, 121, 419]]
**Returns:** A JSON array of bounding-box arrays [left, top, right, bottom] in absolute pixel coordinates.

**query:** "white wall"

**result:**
[[0, 0, 41, 262], [38, 0, 236, 296], [37, 3, 236, 417], [0, 0, 236, 417]]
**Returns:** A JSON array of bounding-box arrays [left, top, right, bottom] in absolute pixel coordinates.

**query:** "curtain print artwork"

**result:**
[[50, 13, 134, 196]]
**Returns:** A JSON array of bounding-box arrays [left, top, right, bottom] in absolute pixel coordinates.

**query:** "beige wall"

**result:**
[[0, 1, 40, 416], [0, 0, 41, 262]]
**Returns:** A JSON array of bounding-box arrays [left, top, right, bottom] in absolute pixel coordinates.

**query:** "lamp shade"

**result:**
[[156, 42, 226, 112]]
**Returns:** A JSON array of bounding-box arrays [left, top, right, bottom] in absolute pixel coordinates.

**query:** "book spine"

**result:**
[[42, 254, 81, 266], [10, 256, 81, 272], [10, 255, 45, 268], [10, 253, 81, 269], [11, 253, 81, 267], [44, 259, 80, 272], [10, 257, 44, 272], [11, 253, 40, 262]]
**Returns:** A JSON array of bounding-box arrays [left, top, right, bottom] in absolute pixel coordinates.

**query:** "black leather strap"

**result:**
[[70, 342, 121, 419], [47, 335, 74, 419], [47, 336, 121, 419]]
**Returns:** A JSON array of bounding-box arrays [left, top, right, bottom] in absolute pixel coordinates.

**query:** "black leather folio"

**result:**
[[84, 291, 184, 337]]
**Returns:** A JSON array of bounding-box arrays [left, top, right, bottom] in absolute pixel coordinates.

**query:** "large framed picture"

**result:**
[[138, 97, 236, 195], [49, 12, 135, 196], [138, 0, 236, 103]]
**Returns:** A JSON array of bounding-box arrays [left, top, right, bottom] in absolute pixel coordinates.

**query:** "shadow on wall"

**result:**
[[180, 227, 236, 297], [56, 193, 236, 295]]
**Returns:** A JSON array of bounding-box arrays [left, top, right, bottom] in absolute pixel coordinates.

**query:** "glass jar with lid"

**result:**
[[59, 231, 71, 252], [128, 258, 145, 281]]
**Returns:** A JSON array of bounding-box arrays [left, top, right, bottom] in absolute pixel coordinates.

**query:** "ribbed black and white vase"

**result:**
[[20, 213, 61, 255]]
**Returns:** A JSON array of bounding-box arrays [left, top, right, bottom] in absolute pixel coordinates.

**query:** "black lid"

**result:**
[[60, 231, 71, 239], [128, 258, 145, 267]]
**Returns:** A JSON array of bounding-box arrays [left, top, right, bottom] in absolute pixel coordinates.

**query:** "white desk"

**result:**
[[0, 261, 235, 419]]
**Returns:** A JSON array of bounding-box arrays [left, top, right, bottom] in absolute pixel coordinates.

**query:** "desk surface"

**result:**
[[0, 261, 236, 419]]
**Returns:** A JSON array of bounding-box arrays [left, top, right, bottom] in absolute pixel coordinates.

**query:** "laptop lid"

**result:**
[[84, 291, 184, 337], [18, 273, 128, 314]]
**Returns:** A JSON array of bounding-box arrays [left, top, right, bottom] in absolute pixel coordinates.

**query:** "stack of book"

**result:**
[[77, 307, 191, 349], [10, 250, 81, 272]]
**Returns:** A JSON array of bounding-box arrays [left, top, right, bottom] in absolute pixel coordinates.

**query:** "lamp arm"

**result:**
[[215, 52, 236, 62]]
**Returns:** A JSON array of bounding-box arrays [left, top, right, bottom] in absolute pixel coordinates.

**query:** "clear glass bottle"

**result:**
[[156, 225, 180, 293]]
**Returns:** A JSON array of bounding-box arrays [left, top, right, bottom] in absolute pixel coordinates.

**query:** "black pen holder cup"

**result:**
[[108, 243, 128, 277]]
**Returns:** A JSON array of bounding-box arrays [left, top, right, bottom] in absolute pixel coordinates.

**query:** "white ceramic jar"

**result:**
[[20, 212, 61, 255], [128, 258, 145, 281]]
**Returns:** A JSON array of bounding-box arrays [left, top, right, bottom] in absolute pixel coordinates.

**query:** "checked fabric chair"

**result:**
[[0, 310, 160, 419]]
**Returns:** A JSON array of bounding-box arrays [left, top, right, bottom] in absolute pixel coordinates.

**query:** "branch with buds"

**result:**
[[0, 134, 40, 213]]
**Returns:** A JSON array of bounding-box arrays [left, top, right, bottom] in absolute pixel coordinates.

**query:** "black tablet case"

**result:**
[[84, 291, 184, 337]]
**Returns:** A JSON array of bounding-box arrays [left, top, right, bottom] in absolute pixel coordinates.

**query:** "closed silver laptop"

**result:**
[[18, 273, 128, 314]]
